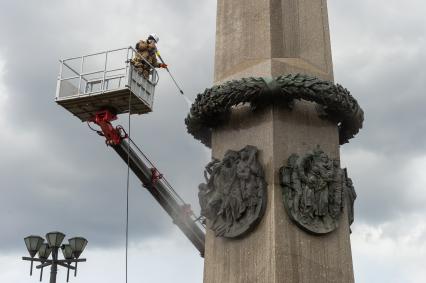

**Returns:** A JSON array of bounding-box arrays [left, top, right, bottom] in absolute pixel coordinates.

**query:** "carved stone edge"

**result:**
[[185, 74, 364, 147]]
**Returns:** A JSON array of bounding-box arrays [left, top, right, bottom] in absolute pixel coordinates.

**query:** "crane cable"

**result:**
[[123, 61, 197, 282], [125, 90, 132, 283]]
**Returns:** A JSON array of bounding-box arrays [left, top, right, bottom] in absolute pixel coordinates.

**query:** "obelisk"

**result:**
[[202, 0, 355, 282]]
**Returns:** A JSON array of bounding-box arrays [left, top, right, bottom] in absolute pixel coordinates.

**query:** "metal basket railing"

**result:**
[[55, 46, 159, 100]]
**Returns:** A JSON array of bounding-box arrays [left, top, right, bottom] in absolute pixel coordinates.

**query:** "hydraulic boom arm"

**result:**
[[113, 140, 205, 256], [90, 110, 205, 256]]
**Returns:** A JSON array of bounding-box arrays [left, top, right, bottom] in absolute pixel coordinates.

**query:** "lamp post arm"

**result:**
[[57, 258, 86, 264], [22, 233, 87, 282], [57, 262, 76, 270], [36, 262, 53, 269], [22, 257, 46, 262]]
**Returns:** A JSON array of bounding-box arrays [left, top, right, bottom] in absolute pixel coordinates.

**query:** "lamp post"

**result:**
[[22, 232, 87, 283]]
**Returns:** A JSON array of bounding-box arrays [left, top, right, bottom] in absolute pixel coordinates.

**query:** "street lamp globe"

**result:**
[[38, 243, 52, 261], [68, 237, 88, 259], [24, 235, 44, 258], [23, 232, 87, 282], [61, 244, 74, 260], [46, 231, 66, 248]]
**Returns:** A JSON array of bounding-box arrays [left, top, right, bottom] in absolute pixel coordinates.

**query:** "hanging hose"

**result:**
[[156, 51, 184, 94], [86, 121, 103, 136], [156, 51, 193, 107]]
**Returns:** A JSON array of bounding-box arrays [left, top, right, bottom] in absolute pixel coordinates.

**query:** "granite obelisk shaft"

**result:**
[[214, 0, 333, 83], [203, 0, 355, 282]]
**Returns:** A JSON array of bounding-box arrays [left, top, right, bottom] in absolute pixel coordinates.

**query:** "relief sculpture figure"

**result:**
[[279, 146, 356, 234], [198, 145, 267, 238]]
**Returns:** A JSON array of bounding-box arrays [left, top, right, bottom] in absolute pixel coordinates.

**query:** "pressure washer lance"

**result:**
[[156, 51, 192, 104]]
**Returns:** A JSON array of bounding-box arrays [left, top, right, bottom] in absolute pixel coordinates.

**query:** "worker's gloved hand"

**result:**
[[159, 63, 168, 68]]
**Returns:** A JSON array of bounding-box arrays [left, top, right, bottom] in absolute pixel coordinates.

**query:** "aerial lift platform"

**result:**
[[55, 47, 205, 256], [56, 46, 157, 121]]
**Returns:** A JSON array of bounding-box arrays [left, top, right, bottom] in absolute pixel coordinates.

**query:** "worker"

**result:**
[[132, 33, 167, 79]]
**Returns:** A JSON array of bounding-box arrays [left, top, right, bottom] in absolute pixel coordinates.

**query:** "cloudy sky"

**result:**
[[0, 0, 425, 282]]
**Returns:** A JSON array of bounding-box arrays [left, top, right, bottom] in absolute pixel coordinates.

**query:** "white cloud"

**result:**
[[352, 220, 426, 283], [0, 57, 8, 113], [404, 155, 426, 194], [344, 149, 426, 282]]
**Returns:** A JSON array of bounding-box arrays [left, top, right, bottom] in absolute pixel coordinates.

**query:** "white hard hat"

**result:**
[[148, 33, 159, 43]]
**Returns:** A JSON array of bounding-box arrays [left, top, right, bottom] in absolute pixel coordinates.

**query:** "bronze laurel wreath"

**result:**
[[185, 74, 364, 147]]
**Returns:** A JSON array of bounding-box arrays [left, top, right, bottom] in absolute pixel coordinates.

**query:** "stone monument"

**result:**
[[186, 0, 363, 282]]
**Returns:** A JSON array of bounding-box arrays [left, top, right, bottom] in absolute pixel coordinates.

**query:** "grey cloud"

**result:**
[[1, 1, 426, 283], [0, 0, 215, 252], [329, 3, 426, 234], [328, 0, 426, 230], [341, 149, 426, 227], [331, 19, 426, 156]]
